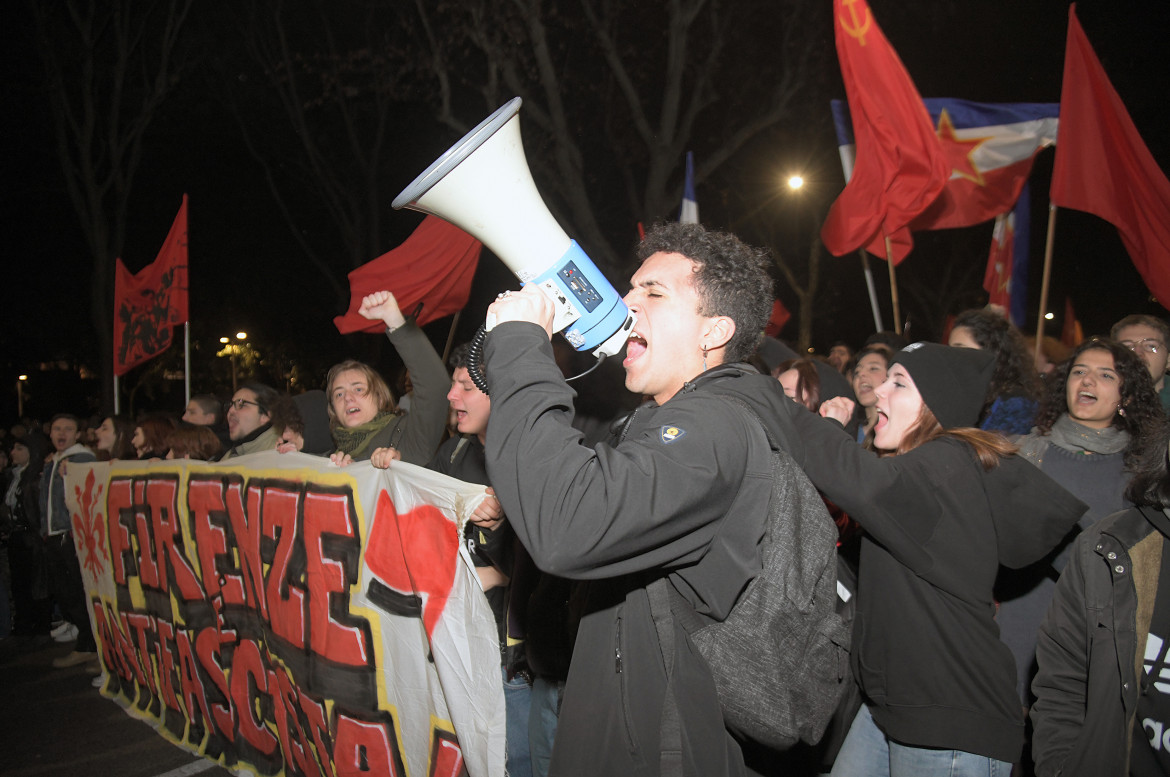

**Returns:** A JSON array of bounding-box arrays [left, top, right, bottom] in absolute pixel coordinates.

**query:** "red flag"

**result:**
[[1061, 297, 1084, 347], [820, 0, 949, 264], [334, 216, 482, 334], [113, 195, 189, 376], [1050, 5, 1170, 308], [765, 300, 791, 337], [983, 211, 1015, 311]]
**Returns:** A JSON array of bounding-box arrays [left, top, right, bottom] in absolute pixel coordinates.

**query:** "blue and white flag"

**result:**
[[831, 99, 1058, 230], [679, 151, 699, 224]]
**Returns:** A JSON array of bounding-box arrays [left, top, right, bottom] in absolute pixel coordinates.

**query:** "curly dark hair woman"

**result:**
[[997, 337, 1167, 709], [948, 308, 1041, 434], [1030, 337, 1163, 468]]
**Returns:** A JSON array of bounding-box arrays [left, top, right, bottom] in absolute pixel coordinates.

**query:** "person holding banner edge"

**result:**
[[327, 290, 449, 467]]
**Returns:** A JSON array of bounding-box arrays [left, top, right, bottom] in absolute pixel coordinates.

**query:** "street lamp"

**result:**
[[219, 332, 248, 393], [17, 374, 27, 418], [787, 175, 805, 190]]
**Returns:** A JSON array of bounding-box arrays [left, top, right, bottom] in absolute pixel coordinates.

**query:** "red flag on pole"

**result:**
[[1050, 5, 1170, 308], [983, 211, 1015, 311], [820, 0, 949, 264], [334, 216, 483, 335], [113, 195, 189, 376]]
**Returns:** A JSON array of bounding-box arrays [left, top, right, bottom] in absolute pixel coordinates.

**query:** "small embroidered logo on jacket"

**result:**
[[660, 426, 687, 444]]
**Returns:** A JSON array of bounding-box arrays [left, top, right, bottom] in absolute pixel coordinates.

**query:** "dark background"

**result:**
[[3, 0, 1168, 423]]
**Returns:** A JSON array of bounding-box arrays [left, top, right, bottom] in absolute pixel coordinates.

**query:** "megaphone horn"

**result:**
[[393, 97, 634, 360]]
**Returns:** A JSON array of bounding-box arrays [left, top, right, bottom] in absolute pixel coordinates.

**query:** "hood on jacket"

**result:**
[[983, 453, 1088, 568], [683, 363, 807, 457]]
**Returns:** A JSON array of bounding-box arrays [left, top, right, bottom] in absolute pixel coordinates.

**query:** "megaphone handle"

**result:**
[[466, 321, 608, 398], [466, 324, 492, 395]]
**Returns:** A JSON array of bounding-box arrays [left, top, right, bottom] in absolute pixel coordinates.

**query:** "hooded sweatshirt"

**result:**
[[781, 406, 1087, 762]]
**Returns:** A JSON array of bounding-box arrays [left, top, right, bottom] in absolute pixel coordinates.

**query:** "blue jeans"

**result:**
[[831, 705, 1012, 777], [503, 666, 533, 777], [528, 677, 563, 777]]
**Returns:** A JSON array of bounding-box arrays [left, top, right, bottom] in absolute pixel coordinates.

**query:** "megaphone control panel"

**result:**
[[527, 241, 632, 356]]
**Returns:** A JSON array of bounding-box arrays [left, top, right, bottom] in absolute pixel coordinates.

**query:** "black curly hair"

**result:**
[[636, 222, 774, 364], [1034, 337, 1165, 468], [950, 309, 1041, 412], [1125, 421, 1170, 507]]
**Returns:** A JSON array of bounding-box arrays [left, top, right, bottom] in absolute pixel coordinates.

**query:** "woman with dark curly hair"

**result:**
[[996, 337, 1166, 713], [948, 308, 1042, 435]]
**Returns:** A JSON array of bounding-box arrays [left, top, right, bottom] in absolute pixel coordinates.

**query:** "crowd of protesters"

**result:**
[[2, 224, 1170, 776]]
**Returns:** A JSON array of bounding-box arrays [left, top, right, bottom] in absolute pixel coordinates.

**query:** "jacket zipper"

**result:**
[[615, 612, 640, 752]]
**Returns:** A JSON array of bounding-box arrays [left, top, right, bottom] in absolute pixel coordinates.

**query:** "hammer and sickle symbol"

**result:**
[[840, 0, 872, 46]]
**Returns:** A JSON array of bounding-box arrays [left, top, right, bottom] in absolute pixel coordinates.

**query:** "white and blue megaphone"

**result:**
[[392, 97, 635, 382]]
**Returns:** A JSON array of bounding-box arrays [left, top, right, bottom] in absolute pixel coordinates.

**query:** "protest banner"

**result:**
[[64, 451, 505, 777]]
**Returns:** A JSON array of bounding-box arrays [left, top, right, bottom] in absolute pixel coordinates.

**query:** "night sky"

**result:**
[[3, 0, 1169, 420]]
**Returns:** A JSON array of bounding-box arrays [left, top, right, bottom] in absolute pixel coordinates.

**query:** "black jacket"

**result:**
[[484, 324, 791, 777], [785, 408, 1087, 763], [1031, 505, 1170, 776]]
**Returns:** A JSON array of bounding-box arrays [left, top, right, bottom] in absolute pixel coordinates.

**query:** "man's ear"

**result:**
[[704, 316, 736, 352]]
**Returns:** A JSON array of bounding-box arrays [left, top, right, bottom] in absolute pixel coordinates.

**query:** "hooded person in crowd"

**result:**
[[480, 222, 809, 776], [799, 343, 1087, 774]]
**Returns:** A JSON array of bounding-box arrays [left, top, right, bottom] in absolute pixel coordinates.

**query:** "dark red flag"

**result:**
[[820, 0, 949, 264], [1050, 5, 1170, 309], [765, 300, 791, 338], [334, 216, 483, 334], [113, 195, 189, 376]]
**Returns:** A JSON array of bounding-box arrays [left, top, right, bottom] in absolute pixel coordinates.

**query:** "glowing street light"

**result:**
[[17, 374, 27, 418], [219, 332, 250, 393], [1044, 312, 1055, 320], [787, 175, 805, 190]]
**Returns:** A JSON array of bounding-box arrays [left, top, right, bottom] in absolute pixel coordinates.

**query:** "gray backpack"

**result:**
[[648, 396, 852, 764]]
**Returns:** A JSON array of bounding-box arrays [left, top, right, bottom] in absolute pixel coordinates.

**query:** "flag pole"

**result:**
[[884, 235, 903, 335], [1035, 203, 1058, 365], [113, 373, 121, 415], [441, 310, 462, 363], [184, 321, 191, 404], [859, 250, 884, 332]]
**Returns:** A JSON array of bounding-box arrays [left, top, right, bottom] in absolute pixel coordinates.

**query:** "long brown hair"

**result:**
[[892, 404, 1017, 469], [324, 360, 395, 428]]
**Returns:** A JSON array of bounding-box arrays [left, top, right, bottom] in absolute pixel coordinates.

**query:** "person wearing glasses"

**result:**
[[1112, 314, 1170, 413], [220, 382, 281, 460]]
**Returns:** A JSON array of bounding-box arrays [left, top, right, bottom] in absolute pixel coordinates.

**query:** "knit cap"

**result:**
[[891, 342, 995, 429]]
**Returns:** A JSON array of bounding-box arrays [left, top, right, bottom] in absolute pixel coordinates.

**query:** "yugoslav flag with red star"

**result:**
[[831, 99, 1059, 232]]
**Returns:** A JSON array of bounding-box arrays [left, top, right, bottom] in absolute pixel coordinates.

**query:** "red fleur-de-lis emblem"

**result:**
[[72, 468, 107, 581]]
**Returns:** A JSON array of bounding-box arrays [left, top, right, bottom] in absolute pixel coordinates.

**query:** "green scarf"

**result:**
[[332, 411, 395, 457]]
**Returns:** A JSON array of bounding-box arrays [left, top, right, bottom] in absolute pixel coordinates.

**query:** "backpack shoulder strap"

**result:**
[[648, 395, 777, 777]]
